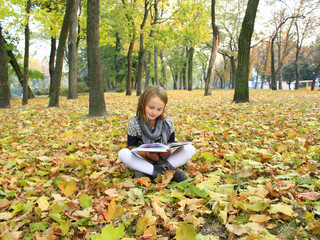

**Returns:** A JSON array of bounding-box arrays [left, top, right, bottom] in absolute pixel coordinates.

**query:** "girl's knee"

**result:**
[[118, 148, 132, 163], [184, 144, 195, 158]]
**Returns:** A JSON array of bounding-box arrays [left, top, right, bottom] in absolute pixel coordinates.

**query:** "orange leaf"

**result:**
[[134, 177, 151, 187], [143, 225, 157, 240]]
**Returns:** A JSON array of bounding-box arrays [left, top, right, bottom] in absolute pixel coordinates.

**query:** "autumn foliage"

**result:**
[[0, 90, 320, 239]]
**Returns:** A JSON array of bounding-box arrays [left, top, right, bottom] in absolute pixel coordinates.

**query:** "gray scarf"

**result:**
[[138, 117, 171, 144]]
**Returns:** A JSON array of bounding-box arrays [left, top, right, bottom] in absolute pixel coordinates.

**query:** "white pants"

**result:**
[[118, 144, 196, 176]]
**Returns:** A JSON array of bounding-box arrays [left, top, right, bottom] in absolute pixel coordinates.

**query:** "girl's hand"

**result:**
[[160, 149, 171, 158], [146, 152, 160, 162]]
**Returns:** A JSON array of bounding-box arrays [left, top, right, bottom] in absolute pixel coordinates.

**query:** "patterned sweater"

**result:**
[[127, 115, 175, 148]]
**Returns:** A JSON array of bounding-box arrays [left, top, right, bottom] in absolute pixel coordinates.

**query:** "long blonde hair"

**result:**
[[136, 85, 168, 122]]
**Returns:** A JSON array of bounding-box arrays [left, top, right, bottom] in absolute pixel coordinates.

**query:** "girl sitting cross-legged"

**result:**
[[118, 85, 195, 182]]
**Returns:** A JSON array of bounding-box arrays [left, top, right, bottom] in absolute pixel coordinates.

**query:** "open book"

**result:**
[[131, 142, 192, 153]]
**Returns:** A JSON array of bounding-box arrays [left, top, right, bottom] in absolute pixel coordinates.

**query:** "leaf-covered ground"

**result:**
[[0, 90, 320, 240]]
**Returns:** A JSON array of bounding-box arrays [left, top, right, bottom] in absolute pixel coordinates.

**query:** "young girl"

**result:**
[[118, 85, 195, 182]]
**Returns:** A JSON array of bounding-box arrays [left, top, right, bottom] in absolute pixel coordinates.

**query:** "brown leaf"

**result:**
[[0, 199, 11, 209], [298, 192, 320, 202]]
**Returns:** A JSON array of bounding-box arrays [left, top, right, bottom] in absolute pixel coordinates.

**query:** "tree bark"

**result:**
[[136, 0, 149, 96], [154, 46, 159, 85], [23, 0, 31, 105], [68, 0, 79, 99], [144, 51, 151, 90], [160, 51, 167, 89], [87, 0, 107, 117], [187, 47, 194, 91], [230, 55, 236, 88], [233, 0, 259, 103], [115, 32, 121, 90], [311, 63, 320, 91], [49, 0, 75, 107], [122, 0, 137, 96], [49, 36, 56, 97], [204, 0, 219, 96], [0, 26, 10, 108]]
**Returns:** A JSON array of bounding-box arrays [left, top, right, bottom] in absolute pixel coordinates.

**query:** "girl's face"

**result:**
[[145, 96, 165, 122]]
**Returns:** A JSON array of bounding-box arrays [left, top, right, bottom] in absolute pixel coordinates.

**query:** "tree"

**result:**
[[87, 0, 107, 117], [292, 0, 320, 90], [136, 0, 150, 96], [22, 0, 31, 105], [310, 37, 320, 91], [233, 0, 259, 103], [0, 26, 11, 108], [122, 0, 137, 96], [68, 0, 80, 99], [204, 0, 219, 96], [49, 0, 75, 107]]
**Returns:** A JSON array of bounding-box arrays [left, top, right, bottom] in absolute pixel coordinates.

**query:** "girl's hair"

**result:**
[[136, 85, 168, 122]]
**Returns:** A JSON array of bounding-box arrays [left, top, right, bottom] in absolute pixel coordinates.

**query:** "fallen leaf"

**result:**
[[0, 199, 11, 209], [134, 177, 151, 187], [150, 197, 169, 223], [297, 192, 320, 202]]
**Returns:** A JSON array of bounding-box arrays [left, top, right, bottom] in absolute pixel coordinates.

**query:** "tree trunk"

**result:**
[[144, 51, 151, 90], [87, 0, 107, 117], [182, 61, 187, 90], [115, 32, 121, 90], [136, 0, 149, 96], [126, 35, 135, 95], [22, 0, 31, 106], [270, 36, 277, 90], [278, 62, 283, 90], [123, 0, 137, 96], [154, 46, 159, 85], [136, 33, 145, 96], [187, 47, 194, 91], [233, 0, 259, 103], [6, 44, 34, 98], [311, 63, 320, 91], [230, 55, 236, 89], [0, 26, 10, 108], [49, 0, 75, 107], [49, 36, 56, 97], [204, 0, 219, 96], [68, 0, 79, 99], [160, 51, 167, 89]]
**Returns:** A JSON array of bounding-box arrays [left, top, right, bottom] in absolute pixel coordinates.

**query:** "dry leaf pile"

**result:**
[[0, 90, 320, 240]]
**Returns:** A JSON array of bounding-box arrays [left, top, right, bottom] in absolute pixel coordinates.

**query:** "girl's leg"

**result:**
[[167, 144, 195, 168], [118, 148, 154, 175]]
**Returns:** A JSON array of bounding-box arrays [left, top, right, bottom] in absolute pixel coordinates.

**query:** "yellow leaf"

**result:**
[[268, 204, 294, 216], [63, 180, 77, 197], [277, 144, 287, 153], [64, 130, 73, 139], [249, 214, 271, 223], [136, 216, 149, 235], [150, 197, 169, 223], [104, 199, 117, 223], [37, 195, 50, 211]]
